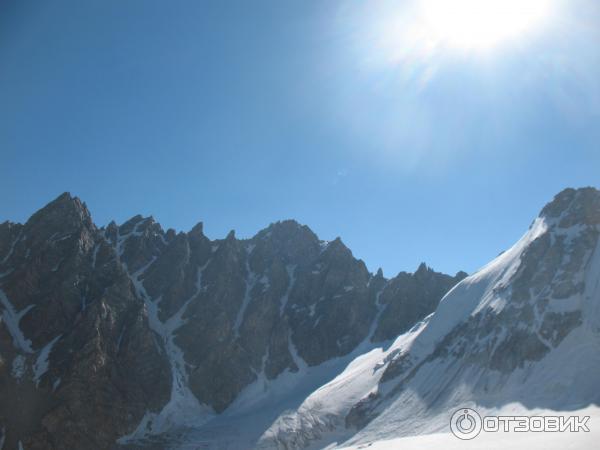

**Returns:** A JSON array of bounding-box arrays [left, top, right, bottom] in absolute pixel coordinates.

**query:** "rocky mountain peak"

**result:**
[[321, 237, 351, 259], [454, 270, 468, 280], [265, 219, 308, 234], [189, 221, 204, 236], [256, 220, 318, 247], [371, 262, 464, 343], [165, 228, 177, 241], [540, 186, 600, 226], [251, 220, 321, 266], [25, 192, 93, 237], [414, 262, 431, 277], [118, 214, 146, 234]]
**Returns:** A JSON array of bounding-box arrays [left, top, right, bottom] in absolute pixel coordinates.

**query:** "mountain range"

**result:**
[[0, 187, 598, 449]]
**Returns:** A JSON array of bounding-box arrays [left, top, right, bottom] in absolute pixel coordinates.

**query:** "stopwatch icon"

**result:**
[[450, 408, 482, 440]]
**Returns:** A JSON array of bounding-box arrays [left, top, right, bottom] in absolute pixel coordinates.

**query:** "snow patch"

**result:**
[[1, 231, 23, 264], [11, 355, 26, 379], [33, 335, 61, 386], [289, 330, 308, 373], [279, 265, 297, 316], [119, 259, 214, 443], [116, 327, 126, 351], [259, 274, 270, 291], [115, 221, 145, 258], [234, 261, 258, 337], [91, 243, 100, 269], [0, 288, 34, 353], [366, 286, 387, 342], [51, 259, 63, 272]]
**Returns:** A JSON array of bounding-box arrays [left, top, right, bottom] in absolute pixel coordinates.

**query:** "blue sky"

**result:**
[[1, 0, 599, 276]]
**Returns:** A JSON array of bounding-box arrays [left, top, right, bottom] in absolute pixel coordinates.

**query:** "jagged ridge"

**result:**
[[0, 193, 463, 449]]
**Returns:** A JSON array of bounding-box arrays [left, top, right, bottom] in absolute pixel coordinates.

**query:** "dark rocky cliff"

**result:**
[[0, 193, 464, 449]]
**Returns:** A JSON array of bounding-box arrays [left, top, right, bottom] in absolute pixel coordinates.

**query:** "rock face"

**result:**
[[0, 194, 171, 450], [372, 264, 467, 342], [0, 194, 463, 449]]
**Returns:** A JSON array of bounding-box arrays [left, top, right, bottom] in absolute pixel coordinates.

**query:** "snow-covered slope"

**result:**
[[337, 405, 600, 450], [256, 187, 600, 449], [254, 320, 429, 449]]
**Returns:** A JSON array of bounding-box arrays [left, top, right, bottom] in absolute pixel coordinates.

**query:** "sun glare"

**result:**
[[360, 0, 558, 80], [416, 0, 553, 50]]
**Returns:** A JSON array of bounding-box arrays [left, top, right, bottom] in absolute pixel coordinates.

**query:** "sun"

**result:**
[[342, 0, 559, 84], [416, 0, 553, 51]]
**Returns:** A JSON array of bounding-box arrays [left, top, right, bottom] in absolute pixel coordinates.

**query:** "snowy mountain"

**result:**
[[1, 187, 598, 450], [256, 187, 600, 449], [0, 193, 463, 449]]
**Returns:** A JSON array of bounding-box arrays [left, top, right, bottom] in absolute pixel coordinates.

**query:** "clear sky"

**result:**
[[1, 0, 599, 277]]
